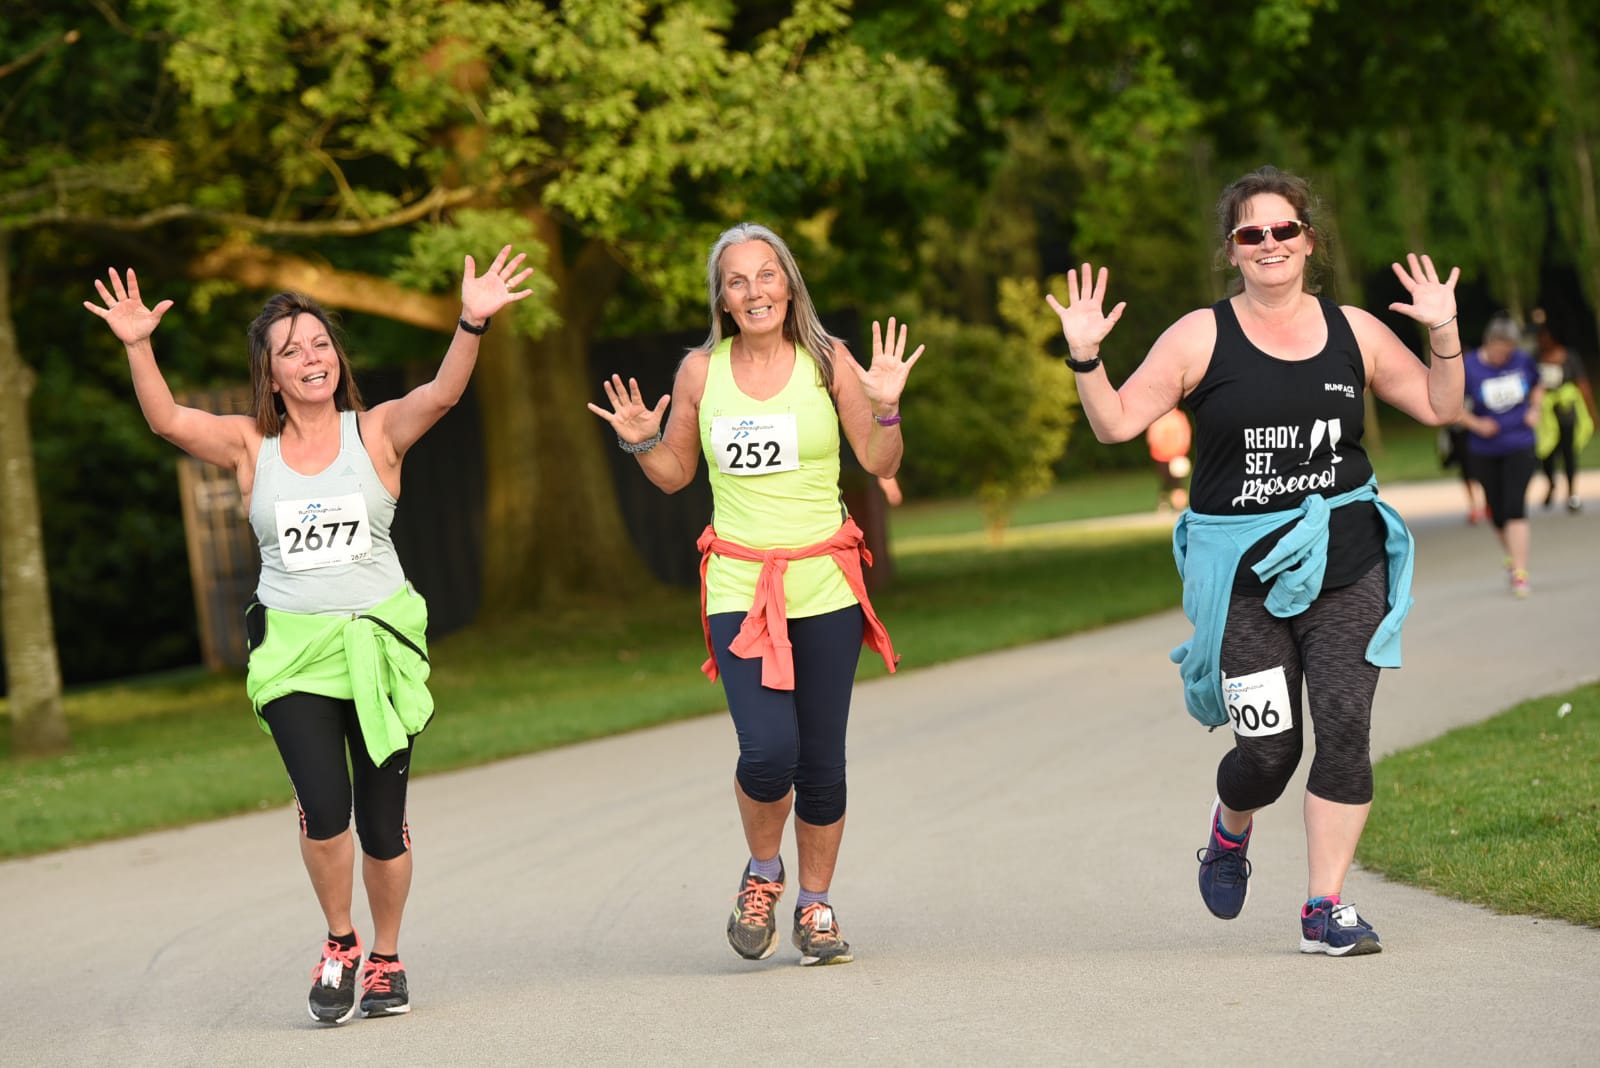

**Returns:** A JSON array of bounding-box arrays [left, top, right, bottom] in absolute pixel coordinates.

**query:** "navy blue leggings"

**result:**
[[262, 692, 414, 860], [709, 604, 864, 827]]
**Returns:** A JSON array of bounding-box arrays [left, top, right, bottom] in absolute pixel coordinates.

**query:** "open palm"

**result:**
[[84, 268, 173, 344], [845, 317, 925, 411]]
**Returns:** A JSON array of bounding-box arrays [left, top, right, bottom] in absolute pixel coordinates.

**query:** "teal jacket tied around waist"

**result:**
[[1170, 478, 1414, 728]]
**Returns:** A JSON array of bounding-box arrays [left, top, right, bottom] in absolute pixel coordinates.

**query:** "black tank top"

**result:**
[[1186, 296, 1385, 594]]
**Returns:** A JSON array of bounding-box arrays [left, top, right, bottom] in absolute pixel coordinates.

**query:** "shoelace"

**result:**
[[1196, 844, 1251, 887], [361, 959, 404, 994], [312, 940, 362, 984], [796, 902, 840, 942], [736, 876, 784, 926]]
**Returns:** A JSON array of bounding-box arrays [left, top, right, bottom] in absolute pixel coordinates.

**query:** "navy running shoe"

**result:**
[[1300, 899, 1382, 956], [1196, 797, 1252, 920]]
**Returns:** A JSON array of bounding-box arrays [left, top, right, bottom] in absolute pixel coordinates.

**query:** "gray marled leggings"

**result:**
[[1215, 562, 1387, 808]]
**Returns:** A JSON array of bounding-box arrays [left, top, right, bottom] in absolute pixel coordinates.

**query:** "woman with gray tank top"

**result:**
[[85, 246, 534, 1024]]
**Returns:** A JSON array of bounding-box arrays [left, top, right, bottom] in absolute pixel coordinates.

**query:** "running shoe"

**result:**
[[1567, 496, 1583, 514], [308, 933, 363, 1024], [360, 957, 411, 1017], [1196, 797, 1252, 920], [1511, 569, 1531, 598], [1300, 899, 1382, 956], [792, 902, 854, 966], [726, 858, 785, 960]]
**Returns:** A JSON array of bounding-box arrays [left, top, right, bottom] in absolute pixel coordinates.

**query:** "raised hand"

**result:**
[[84, 268, 173, 345], [1388, 253, 1459, 326], [1044, 264, 1127, 358], [844, 316, 925, 413], [586, 374, 670, 445], [461, 245, 536, 323]]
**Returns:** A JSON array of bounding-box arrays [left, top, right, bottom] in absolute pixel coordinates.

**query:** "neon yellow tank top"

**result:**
[[699, 336, 857, 618]]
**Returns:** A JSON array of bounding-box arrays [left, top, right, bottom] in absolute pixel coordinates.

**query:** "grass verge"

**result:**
[[0, 523, 1181, 859], [1359, 682, 1600, 927]]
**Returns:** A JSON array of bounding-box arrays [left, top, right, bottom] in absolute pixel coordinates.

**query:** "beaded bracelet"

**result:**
[[616, 430, 663, 454]]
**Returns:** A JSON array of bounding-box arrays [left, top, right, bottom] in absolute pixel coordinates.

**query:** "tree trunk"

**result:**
[[476, 211, 652, 614], [0, 229, 71, 754]]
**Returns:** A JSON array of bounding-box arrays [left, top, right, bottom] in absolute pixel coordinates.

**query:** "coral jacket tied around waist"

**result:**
[[697, 516, 898, 691]]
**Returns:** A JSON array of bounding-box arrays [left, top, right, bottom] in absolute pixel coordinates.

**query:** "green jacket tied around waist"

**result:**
[[245, 583, 433, 768]]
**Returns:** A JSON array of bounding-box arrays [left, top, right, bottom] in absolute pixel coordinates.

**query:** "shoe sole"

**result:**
[[1299, 937, 1382, 957], [798, 950, 854, 966], [1201, 797, 1249, 920], [309, 1000, 359, 1025], [362, 1003, 412, 1017]]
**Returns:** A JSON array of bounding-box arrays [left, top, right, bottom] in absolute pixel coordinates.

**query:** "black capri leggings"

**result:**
[[1471, 447, 1539, 528], [709, 604, 864, 827], [1215, 562, 1387, 809], [262, 692, 414, 861]]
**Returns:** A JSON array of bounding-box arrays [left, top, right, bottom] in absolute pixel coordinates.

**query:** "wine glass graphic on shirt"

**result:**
[[1303, 418, 1342, 465]]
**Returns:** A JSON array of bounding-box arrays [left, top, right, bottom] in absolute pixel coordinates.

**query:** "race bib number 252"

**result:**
[[710, 414, 800, 476]]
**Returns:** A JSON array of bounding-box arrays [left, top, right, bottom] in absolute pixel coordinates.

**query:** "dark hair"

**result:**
[[1215, 165, 1327, 294], [245, 292, 364, 437]]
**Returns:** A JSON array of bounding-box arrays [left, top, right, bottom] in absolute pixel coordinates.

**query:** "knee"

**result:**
[[1219, 740, 1301, 810], [736, 747, 797, 804], [353, 813, 411, 861], [794, 779, 846, 826], [296, 795, 352, 842]]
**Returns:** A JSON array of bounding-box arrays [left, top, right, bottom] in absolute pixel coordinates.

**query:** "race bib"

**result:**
[[711, 414, 800, 476], [1222, 665, 1294, 738], [1480, 372, 1527, 414], [274, 493, 373, 572]]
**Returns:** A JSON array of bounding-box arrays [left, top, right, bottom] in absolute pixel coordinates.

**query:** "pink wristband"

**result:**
[[874, 412, 902, 427]]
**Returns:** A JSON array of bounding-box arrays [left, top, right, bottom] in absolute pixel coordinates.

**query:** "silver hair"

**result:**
[[1483, 314, 1521, 346], [702, 222, 840, 390]]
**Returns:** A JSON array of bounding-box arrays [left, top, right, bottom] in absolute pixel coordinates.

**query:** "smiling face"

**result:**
[[717, 240, 791, 340], [1226, 193, 1314, 288], [266, 312, 341, 406]]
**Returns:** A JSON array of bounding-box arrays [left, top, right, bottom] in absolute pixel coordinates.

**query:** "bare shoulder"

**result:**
[[674, 348, 711, 402], [1338, 304, 1388, 340]]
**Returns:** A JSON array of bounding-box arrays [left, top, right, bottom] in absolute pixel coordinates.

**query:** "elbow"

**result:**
[[1425, 400, 1464, 426]]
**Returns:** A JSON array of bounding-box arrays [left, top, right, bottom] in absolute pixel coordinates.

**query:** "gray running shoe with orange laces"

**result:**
[[727, 859, 785, 960], [792, 902, 854, 966]]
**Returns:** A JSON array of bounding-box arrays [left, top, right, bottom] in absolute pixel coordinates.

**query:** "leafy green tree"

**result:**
[[136, 0, 953, 613]]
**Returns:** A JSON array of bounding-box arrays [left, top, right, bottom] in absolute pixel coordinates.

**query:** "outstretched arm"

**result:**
[[587, 352, 708, 494], [84, 268, 252, 471], [1363, 253, 1464, 425], [1045, 264, 1198, 443], [835, 317, 924, 478], [374, 245, 535, 459]]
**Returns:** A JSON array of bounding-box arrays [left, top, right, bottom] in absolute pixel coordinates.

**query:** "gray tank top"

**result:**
[[249, 409, 407, 613]]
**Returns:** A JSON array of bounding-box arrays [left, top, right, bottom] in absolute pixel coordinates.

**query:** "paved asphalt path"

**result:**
[[4, 481, 1596, 1067]]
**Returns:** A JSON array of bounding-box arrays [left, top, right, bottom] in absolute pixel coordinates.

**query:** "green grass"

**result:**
[[1361, 683, 1600, 927], [0, 522, 1179, 859]]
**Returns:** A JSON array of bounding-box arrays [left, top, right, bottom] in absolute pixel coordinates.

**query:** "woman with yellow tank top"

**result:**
[[588, 223, 924, 966]]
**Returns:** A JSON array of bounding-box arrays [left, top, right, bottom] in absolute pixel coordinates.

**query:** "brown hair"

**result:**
[[1215, 165, 1327, 294], [245, 292, 364, 436]]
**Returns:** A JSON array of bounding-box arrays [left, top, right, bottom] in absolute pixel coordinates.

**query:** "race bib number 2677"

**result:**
[[274, 493, 373, 572]]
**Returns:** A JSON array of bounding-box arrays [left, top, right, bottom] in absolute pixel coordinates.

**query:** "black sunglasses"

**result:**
[[1228, 220, 1309, 246]]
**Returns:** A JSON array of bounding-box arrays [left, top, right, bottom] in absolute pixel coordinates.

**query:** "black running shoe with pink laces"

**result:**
[[308, 934, 362, 1024], [360, 957, 411, 1017]]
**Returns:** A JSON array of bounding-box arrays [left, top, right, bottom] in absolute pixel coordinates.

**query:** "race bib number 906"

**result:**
[[1222, 665, 1294, 738], [274, 493, 373, 572], [711, 414, 800, 476]]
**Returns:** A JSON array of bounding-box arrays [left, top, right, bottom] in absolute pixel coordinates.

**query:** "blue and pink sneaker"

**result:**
[[1300, 896, 1382, 956], [1196, 797, 1252, 920]]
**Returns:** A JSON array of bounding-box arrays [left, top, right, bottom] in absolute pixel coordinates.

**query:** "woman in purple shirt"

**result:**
[[1460, 314, 1544, 596]]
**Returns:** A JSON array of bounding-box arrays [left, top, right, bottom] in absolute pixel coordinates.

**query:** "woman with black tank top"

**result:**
[[86, 246, 534, 1023], [1045, 166, 1464, 957]]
